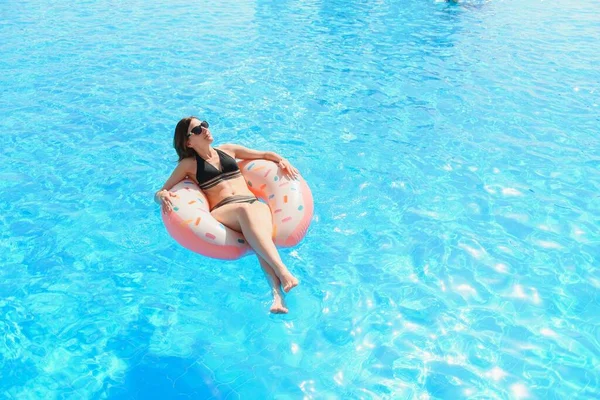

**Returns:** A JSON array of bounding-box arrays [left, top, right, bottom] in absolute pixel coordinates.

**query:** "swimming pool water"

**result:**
[[1, 0, 599, 398]]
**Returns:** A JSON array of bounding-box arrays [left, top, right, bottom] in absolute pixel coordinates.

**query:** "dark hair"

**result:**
[[173, 116, 198, 161]]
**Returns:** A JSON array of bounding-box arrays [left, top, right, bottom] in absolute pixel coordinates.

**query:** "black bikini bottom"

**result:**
[[211, 195, 258, 211]]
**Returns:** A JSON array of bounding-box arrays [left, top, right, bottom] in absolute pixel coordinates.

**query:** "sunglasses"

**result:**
[[189, 121, 209, 137]]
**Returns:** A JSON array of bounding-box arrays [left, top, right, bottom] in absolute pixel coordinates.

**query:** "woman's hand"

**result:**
[[278, 158, 299, 180], [157, 190, 176, 213]]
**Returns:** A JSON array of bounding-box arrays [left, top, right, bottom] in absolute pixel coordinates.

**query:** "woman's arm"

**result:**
[[219, 144, 283, 163], [154, 158, 193, 204], [220, 144, 299, 179]]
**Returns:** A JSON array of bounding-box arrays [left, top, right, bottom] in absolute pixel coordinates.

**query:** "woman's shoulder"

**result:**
[[216, 143, 236, 151], [178, 157, 196, 169], [216, 143, 243, 156], [179, 156, 195, 163], [215, 144, 237, 156]]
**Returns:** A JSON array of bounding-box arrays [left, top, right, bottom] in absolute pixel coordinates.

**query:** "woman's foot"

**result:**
[[281, 274, 299, 293], [270, 294, 288, 314]]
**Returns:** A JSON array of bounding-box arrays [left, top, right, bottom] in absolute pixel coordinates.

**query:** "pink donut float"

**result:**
[[161, 159, 314, 260]]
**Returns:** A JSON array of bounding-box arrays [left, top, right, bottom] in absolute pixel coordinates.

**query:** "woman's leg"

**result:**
[[237, 202, 298, 292], [211, 201, 298, 292], [257, 256, 288, 314]]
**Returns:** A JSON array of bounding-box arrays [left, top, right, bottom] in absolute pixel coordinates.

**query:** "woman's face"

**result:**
[[187, 119, 213, 146]]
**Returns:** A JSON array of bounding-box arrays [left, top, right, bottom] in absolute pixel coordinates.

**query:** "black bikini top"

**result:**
[[195, 148, 242, 190]]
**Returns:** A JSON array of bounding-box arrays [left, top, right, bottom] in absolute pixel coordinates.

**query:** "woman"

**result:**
[[155, 117, 300, 314]]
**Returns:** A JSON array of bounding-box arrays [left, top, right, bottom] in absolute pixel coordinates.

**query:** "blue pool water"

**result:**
[[1, 0, 599, 398]]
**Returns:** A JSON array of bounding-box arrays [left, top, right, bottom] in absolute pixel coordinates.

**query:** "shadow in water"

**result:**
[[107, 355, 229, 399], [102, 312, 235, 399]]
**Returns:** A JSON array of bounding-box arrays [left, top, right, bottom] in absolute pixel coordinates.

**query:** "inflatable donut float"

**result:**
[[161, 159, 313, 260]]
